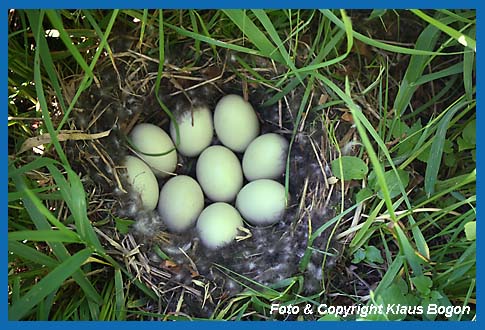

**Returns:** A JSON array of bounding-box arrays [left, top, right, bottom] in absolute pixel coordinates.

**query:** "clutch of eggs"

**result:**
[[123, 94, 289, 249]]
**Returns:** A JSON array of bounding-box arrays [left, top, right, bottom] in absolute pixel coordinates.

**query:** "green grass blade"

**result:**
[[436, 9, 475, 23], [83, 10, 118, 70], [424, 100, 471, 196], [163, 21, 260, 56], [9, 247, 94, 320], [37, 291, 56, 320], [193, 11, 218, 58], [393, 23, 441, 116], [350, 200, 385, 252], [435, 242, 475, 289], [223, 9, 284, 63], [8, 156, 58, 178], [268, 10, 353, 80], [251, 9, 303, 84], [9, 187, 61, 202], [318, 74, 396, 217], [300, 201, 361, 271], [371, 255, 405, 298], [25, 10, 67, 114], [43, 161, 104, 253], [44, 10, 94, 79], [10, 168, 103, 305], [233, 55, 274, 84], [262, 27, 347, 106], [393, 225, 423, 276], [30, 10, 69, 165], [8, 240, 59, 268], [56, 9, 119, 132], [137, 9, 149, 48], [188, 10, 201, 58], [317, 73, 425, 275], [11, 165, 78, 235], [411, 62, 463, 86], [11, 277, 22, 306], [114, 268, 127, 320], [152, 10, 181, 150], [463, 49, 475, 101], [9, 230, 82, 243], [321, 9, 465, 56], [411, 9, 476, 51], [66, 168, 105, 252]]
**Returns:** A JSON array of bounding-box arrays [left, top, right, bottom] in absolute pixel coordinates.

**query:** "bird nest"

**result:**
[[64, 35, 350, 319]]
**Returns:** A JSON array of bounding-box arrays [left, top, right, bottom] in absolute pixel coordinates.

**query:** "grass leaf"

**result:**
[[223, 10, 284, 63], [29, 10, 69, 165], [252, 9, 303, 84], [24, 11, 67, 114], [411, 9, 476, 51], [66, 168, 104, 252], [321, 9, 465, 56], [464, 221, 476, 241], [9, 230, 82, 243], [10, 167, 103, 306], [8, 240, 59, 268], [9, 247, 94, 320], [114, 268, 127, 320], [463, 47, 475, 101], [425, 100, 469, 196], [393, 22, 441, 116], [44, 10, 94, 79]]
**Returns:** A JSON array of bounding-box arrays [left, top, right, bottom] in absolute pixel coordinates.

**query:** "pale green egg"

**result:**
[[170, 106, 213, 157], [130, 123, 178, 178], [242, 133, 289, 181], [236, 179, 286, 226], [214, 94, 259, 152], [158, 175, 205, 233], [196, 145, 243, 202], [196, 202, 244, 249], [124, 155, 159, 211]]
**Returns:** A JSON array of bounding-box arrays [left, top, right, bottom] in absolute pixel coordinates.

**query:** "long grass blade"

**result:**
[[251, 9, 303, 84], [393, 23, 441, 116], [114, 268, 126, 320], [55, 10, 119, 132], [9, 247, 94, 320], [424, 100, 471, 196], [25, 10, 67, 114], [8, 230, 82, 243], [44, 10, 94, 79], [223, 9, 284, 63], [321, 9, 466, 56], [10, 168, 103, 306], [8, 240, 59, 268], [30, 10, 69, 165], [411, 9, 476, 51]]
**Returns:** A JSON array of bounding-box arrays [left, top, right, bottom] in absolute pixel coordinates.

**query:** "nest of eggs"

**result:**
[[66, 35, 348, 319]]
